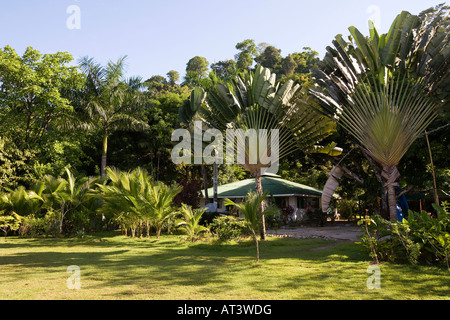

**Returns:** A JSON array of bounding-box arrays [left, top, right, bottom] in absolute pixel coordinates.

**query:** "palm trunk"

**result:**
[[101, 130, 108, 179], [201, 164, 209, 202], [146, 222, 150, 238], [360, 146, 388, 218], [213, 161, 218, 209], [251, 228, 260, 262], [138, 223, 143, 238], [382, 165, 401, 221], [425, 131, 440, 206], [59, 206, 64, 235], [255, 173, 266, 240]]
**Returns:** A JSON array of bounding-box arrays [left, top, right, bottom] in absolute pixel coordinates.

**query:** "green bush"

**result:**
[[359, 202, 450, 268], [337, 199, 357, 220], [18, 215, 46, 237], [18, 210, 60, 237], [209, 215, 248, 243]]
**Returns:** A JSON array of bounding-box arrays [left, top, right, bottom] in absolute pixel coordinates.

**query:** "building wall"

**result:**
[[200, 195, 322, 220]]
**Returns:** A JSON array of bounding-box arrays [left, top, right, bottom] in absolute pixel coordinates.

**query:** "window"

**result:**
[[297, 197, 305, 209], [275, 197, 288, 207]]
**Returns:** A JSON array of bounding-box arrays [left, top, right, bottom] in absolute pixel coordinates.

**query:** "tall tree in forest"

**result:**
[[235, 39, 258, 70], [78, 56, 149, 178], [255, 45, 282, 72], [167, 70, 180, 86], [184, 56, 209, 86], [0, 46, 85, 185]]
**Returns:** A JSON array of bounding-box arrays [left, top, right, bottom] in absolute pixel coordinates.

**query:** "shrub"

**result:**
[[0, 211, 22, 238], [209, 215, 248, 243], [337, 199, 357, 220], [280, 206, 294, 225], [305, 209, 327, 227], [18, 215, 46, 237], [359, 203, 450, 268]]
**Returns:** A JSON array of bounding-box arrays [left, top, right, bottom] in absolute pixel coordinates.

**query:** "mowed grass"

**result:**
[[0, 232, 449, 300]]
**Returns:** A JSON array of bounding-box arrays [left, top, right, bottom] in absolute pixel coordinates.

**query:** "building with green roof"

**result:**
[[201, 173, 324, 220]]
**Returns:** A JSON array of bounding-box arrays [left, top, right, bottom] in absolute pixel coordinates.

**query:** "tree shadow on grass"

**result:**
[[3, 236, 447, 299]]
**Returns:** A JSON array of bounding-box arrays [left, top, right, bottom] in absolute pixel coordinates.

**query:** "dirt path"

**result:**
[[267, 225, 363, 242]]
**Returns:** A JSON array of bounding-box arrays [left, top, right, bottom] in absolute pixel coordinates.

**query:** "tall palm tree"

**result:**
[[179, 65, 338, 238], [310, 11, 450, 220], [79, 56, 149, 178]]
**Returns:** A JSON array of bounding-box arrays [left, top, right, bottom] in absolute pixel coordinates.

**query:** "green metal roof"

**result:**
[[203, 174, 323, 199]]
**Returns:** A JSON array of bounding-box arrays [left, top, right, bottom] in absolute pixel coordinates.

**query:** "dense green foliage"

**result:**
[[0, 5, 448, 272], [360, 202, 450, 268]]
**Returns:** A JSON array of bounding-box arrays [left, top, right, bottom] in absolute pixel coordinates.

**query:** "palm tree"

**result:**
[[147, 181, 182, 239], [0, 186, 43, 217], [0, 186, 43, 237], [98, 167, 181, 239], [79, 56, 149, 178], [225, 191, 278, 262], [38, 168, 97, 234], [175, 203, 209, 242], [310, 11, 450, 220], [97, 167, 150, 237], [179, 65, 338, 238]]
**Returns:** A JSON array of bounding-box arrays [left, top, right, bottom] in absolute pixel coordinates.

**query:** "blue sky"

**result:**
[[0, 0, 444, 81]]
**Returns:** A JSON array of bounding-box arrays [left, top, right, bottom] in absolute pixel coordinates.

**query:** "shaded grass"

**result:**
[[0, 233, 448, 300]]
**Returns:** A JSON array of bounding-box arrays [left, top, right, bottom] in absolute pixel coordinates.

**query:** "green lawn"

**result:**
[[0, 233, 448, 300]]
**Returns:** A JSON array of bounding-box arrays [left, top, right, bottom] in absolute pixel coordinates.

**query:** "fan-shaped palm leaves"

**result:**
[[311, 11, 450, 220], [179, 65, 338, 238]]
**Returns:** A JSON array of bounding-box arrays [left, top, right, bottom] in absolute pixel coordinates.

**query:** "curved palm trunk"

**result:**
[[255, 173, 266, 240], [382, 165, 401, 221]]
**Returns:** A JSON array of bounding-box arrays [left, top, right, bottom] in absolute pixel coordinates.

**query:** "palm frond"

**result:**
[[311, 11, 449, 168]]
